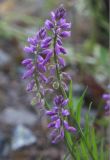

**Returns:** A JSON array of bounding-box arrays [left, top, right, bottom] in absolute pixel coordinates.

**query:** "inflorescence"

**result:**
[[22, 5, 76, 143]]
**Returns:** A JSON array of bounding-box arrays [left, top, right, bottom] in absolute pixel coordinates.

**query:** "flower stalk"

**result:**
[[21, 5, 98, 160]]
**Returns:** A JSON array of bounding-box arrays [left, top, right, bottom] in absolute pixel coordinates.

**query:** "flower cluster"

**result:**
[[22, 27, 52, 80], [45, 6, 71, 66], [22, 27, 53, 106], [102, 93, 110, 115], [46, 95, 76, 143], [22, 5, 76, 143]]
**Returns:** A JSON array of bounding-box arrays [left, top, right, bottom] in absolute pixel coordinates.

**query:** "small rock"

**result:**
[[0, 132, 10, 157], [11, 125, 37, 150], [0, 107, 37, 126], [0, 72, 9, 87], [0, 50, 11, 69]]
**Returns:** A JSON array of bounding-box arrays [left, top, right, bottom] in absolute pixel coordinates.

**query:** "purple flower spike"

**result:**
[[22, 6, 74, 144], [45, 20, 54, 30]]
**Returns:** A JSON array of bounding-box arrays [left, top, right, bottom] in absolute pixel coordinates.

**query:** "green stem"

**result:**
[[53, 34, 67, 98]]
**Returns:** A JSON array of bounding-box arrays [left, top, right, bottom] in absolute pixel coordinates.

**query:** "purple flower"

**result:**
[[21, 58, 32, 66], [55, 6, 66, 19], [57, 38, 63, 46], [43, 50, 53, 65], [27, 37, 37, 46], [42, 49, 52, 55], [26, 80, 35, 91], [37, 63, 46, 72], [45, 20, 54, 30], [52, 134, 62, 144], [55, 119, 61, 128], [103, 94, 110, 100], [24, 46, 35, 54], [55, 43, 60, 54], [103, 93, 110, 115], [60, 22, 71, 29], [64, 120, 76, 133], [26, 63, 33, 69], [54, 95, 68, 107], [22, 66, 35, 79], [62, 109, 70, 116], [38, 27, 46, 39], [60, 31, 71, 38], [48, 121, 55, 128], [58, 57, 65, 67], [41, 37, 52, 48], [59, 46, 67, 54], [39, 73, 48, 83]]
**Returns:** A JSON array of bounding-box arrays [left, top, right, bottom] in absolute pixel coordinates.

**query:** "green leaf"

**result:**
[[80, 140, 89, 160], [75, 87, 87, 124], [91, 128, 98, 160], [100, 140, 104, 160], [65, 130, 73, 147], [64, 130, 77, 159], [68, 80, 74, 117]]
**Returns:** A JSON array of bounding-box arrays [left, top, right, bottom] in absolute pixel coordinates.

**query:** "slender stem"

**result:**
[[53, 34, 67, 98]]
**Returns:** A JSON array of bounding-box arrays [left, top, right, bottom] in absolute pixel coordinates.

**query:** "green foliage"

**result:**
[[64, 81, 107, 160]]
